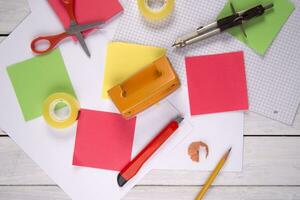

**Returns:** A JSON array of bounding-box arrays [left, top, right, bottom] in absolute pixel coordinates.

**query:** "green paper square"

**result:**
[[7, 50, 76, 121], [218, 0, 295, 55]]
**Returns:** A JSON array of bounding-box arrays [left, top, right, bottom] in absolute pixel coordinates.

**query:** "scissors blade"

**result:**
[[74, 32, 91, 57], [75, 21, 105, 32]]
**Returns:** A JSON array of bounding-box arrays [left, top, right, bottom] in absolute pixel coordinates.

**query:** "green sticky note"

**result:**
[[218, 0, 295, 54], [7, 50, 76, 121]]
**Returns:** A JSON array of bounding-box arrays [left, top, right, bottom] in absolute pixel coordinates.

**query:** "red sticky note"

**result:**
[[48, 0, 123, 36], [73, 109, 136, 171], [186, 51, 249, 115]]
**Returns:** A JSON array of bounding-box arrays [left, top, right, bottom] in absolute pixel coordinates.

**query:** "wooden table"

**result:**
[[1, 1, 300, 199]]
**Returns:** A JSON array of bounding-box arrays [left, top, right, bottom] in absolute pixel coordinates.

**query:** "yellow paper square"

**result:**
[[102, 42, 166, 99]]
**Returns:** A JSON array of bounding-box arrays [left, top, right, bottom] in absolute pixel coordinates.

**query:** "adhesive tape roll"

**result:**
[[43, 93, 79, 129], [137, 0, 174, 20]]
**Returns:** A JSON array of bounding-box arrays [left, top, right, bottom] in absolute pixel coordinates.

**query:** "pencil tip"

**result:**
[[223, 147, 232, 158], [228, 147, 232, 153]]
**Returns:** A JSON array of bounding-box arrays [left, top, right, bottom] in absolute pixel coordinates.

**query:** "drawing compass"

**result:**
[[172, 3, 274, 48]]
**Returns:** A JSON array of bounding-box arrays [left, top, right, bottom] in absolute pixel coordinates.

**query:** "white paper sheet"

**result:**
[[155, 87, 244, 171], [0, 1, 193, 199]]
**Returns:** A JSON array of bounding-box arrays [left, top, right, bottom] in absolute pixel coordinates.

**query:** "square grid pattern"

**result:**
[[113, 0, 300, 125]]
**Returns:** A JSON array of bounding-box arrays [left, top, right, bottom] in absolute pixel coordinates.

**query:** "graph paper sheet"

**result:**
[[113, 0, 300, 125]]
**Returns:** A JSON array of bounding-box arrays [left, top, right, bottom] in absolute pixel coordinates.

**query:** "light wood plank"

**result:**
[[1, 137, 300, 186], [0, 0, 30, 34], [125, 186, 300, 200], [0, 186, 69, 200], [0, 186, 300, 200]]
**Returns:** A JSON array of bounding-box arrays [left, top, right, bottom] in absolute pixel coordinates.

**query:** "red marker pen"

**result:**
[[117, 116, 184, 187]]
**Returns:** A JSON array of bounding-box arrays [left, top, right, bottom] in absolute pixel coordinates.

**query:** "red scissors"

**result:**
[[31, 0, 104, 57]]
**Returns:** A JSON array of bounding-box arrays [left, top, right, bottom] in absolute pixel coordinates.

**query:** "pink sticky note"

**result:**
[[48, 0, 123, 38], [73, 109, 136, 171], [186, 51, 249, 115]]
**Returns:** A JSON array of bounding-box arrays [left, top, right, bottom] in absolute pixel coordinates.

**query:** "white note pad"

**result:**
[[113, 0, 300, 125]]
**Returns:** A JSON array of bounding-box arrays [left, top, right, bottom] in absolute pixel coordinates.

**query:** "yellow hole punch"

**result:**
[[108, 55, 180, 119]]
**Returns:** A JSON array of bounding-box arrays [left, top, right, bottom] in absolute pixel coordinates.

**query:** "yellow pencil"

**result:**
[[195, 147, 232, 200]]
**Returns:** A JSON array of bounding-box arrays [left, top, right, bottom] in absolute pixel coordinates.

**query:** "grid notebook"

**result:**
[[113, 0, 300, 125]]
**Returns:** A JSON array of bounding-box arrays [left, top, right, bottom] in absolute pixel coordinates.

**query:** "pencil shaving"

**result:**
[[188, 141, 209, 162]]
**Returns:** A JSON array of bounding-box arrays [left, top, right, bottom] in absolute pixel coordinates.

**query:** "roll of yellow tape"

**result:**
[[42, 93, 79, 129], [137, 0, 175, 21]]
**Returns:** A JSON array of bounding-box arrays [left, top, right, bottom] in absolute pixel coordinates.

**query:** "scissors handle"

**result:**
[[31, 32, 70, 54], [61, 0, 76, 22]]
